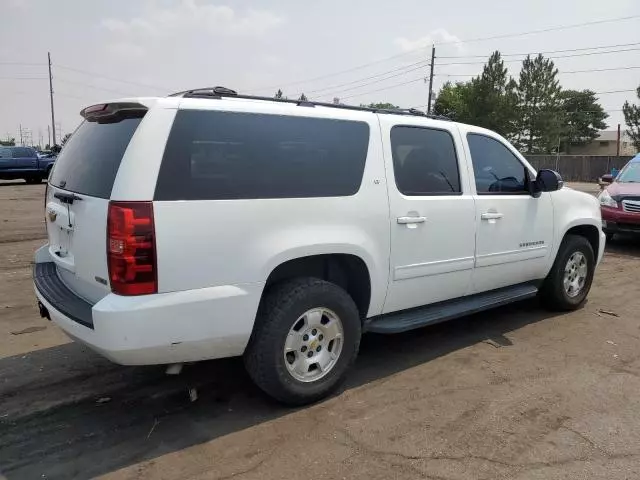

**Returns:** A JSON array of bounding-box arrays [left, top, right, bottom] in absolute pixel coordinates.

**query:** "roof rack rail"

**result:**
[[169, 86, 450, 121]]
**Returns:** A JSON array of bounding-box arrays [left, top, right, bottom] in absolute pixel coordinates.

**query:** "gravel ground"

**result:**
[[1, 180, 639, 480]]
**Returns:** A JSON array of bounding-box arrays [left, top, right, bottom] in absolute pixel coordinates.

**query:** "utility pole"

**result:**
[[47, 125, 51, 147], [19, 124, 23, 146], [427, 44, 436, 114], [616, 123, 621, 157], [48, 52, 57, 146]]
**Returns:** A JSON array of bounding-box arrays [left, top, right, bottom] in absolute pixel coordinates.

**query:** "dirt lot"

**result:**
[[2, 181, 640, 480]]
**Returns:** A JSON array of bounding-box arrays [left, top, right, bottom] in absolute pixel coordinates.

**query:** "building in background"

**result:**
[[570, 130, 638, 156]]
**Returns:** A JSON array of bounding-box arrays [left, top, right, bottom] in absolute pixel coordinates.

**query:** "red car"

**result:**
[[600, 155, 640, 240]]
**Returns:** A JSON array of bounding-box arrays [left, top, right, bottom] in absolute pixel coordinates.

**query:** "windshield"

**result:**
[[616, 162, 640, 183]]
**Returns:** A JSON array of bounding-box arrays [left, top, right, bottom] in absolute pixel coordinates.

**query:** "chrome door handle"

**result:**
[[397, 216, 426, 224], [481, 212, 504, 220]]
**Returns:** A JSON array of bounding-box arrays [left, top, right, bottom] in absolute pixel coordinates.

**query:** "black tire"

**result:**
[[540, 235, 595, 311], [244, 278, 361, 406], [25, 177, 41, 184]]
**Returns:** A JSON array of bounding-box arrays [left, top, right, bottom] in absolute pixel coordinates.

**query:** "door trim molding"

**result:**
[[475, 245, 548, 267], [394, 256, 474, 280]]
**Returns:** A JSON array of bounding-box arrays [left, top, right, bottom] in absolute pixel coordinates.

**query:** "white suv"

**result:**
[[34, 88, 605, 404]]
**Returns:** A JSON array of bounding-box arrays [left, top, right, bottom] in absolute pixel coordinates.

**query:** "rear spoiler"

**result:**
[[80, 102, 147, 123]]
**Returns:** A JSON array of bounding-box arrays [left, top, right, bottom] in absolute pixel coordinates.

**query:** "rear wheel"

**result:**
[[244, 278, 361, 405], [540, 235, 595, 311], [25, 177, 42, 184]]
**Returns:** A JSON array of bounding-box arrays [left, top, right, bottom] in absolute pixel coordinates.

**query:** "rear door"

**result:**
[[380, 118, 476, 313], [46, 107, 147, 303], [13, 147, 38, 170]]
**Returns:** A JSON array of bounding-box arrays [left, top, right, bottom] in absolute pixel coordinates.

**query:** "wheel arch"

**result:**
[[564, 223, 600, 259], [263, 253, 373, 320]]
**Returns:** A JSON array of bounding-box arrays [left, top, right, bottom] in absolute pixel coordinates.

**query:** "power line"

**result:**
[[309, 63, 429, 98], [433, 14, 640, 47], [302, 60, 428, 96], [55, 77, 136, 96], [0, 62, 45, 66], [54, 64, 169, 92], [0, 76, 47, 80], [336, 67, 640, 102], [437, 65, 640, 78], [437, 41, 640, 59], [339, 77, 426, 100], [250, 14, 640, 92], [316, 49, 640, 99], [435, 47, 640, 66]]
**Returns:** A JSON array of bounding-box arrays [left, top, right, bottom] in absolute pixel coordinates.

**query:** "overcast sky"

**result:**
[[1, 0, 639, 146]]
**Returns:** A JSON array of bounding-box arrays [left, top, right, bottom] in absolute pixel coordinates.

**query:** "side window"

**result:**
[[155, 110, 370, 200], [0, 148, 11, 158], [390, 126, 461, 196], [13, 148, 28, 158], [467, 134, 527, 194]]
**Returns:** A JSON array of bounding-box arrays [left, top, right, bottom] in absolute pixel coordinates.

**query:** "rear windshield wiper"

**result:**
[[54, 191, 83, 204]]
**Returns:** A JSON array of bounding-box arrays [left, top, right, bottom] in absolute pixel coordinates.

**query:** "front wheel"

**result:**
[[540, 235, 595, 311], [244, 278, 361, 405]]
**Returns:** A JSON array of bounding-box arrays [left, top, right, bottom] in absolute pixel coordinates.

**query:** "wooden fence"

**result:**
[[524, 155, 634, 183]]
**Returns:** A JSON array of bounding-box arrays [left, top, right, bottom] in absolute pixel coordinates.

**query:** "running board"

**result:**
[[365, 283, 538, 334]]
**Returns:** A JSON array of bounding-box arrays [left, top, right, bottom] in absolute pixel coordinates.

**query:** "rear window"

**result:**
[[154, 110, 370, 200], [0, 147, 11, 158], [49, 116, 143, 198]]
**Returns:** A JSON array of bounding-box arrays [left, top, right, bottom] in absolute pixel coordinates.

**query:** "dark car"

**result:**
[[599, 154, 640, 240], [0, 146, 56, 183]]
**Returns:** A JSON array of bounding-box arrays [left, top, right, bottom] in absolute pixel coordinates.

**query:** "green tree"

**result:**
[[515, 54, 562, 153], [559, 90, 608, 152], [470, 51, 519, 139], [623, 86, 640, 149], [362, 102, 399, 109], [0, 137, 16, 146], [274, 89, 284, 99], [433, 81, 474, 122], [433, 52, 518, 138]]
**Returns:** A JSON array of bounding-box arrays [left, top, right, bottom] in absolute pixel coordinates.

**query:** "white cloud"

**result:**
[[105, 41, 146, 59], [101, 1, 285, 38], [394, 28, 465, 54]]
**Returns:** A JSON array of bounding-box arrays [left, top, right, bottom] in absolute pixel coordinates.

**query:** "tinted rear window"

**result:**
[[154, 110, 370, 200], [49, 116, 143, 198]]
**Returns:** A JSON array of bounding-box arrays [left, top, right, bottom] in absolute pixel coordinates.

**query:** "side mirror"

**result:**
[[601, 174, 614, 183], [598, 174, 614, 190], [532, 169, 563, 197]]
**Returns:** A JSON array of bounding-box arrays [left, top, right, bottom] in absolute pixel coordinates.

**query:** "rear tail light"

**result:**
[[107, 201, 157, 295]]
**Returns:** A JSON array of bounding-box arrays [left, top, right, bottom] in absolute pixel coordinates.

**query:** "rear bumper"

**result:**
[[601, 206, 640, 234], [33, 247, 263, 365]]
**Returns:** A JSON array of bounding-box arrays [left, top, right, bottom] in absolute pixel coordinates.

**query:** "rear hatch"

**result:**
[[46, 103, 147, 303]]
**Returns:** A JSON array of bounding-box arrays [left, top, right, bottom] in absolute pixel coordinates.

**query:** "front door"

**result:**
[[381, 119, 476, 314], [463, 131, 554, 293]]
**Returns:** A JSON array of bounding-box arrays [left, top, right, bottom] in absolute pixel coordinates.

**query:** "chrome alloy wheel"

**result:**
[[283, 308, 344, 382], [563, 251, 588, 298]]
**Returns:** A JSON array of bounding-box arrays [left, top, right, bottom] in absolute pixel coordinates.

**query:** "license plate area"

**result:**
[[46, 202, 76, 271]]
